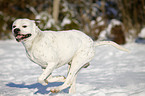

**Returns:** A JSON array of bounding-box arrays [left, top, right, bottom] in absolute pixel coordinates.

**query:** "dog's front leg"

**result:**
[[38, 62, 57, 86], [45, 75, 66, 83]]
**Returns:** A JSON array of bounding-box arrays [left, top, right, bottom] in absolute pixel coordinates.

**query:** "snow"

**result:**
[[97, 19, 123, 41], [97, 16, 105, 26], [61, 16, 71, 27], [97, 16, 102, 22], [98, 30, 107, 40], [138, 27, 145, 38], [98, 21, 105, 26], [35, 12, 55, 29], [106, 19, 122, 34], [90, 20, 96, 27], [44, 18, 55, 29], [1, 40, 145, 96]]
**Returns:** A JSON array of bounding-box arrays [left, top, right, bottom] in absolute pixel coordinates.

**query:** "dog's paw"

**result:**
[[50, 88, 60, 93]]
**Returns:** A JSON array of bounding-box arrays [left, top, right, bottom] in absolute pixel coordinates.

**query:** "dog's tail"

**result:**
[[94, 41, 129, 52]]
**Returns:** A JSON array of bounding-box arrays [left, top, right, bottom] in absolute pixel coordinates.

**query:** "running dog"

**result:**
[[12, 19, 129, 94]]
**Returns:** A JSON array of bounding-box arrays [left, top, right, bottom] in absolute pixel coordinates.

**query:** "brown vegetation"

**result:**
[[0, 0, 144, 44]]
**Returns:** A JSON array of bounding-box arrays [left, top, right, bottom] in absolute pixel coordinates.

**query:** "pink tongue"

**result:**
[[16, 35, 23, 39]]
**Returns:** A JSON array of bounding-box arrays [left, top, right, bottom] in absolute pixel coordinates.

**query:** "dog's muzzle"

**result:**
[[14, 28, 20, 34], [13, 28, 32, 42]]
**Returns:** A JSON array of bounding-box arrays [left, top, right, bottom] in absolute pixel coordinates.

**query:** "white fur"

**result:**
[[12, 19, 129, 94]]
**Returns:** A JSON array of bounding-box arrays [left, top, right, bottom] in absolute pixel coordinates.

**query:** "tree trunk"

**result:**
[[53, 0, 60, 24]]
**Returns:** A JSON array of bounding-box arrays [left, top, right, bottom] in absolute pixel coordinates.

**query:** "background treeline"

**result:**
[[0, 0, 144, 44]]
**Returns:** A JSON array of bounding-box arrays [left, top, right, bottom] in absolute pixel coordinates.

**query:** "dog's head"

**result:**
[[12, 19, 39, 42]]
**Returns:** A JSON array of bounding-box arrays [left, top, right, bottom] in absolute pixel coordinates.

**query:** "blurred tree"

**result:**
[[117, 0, 145, 41], [53, 0, 60, 23], [0, 0, 144, 44]]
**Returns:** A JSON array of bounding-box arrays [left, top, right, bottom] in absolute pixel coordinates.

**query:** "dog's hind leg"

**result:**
[[50, 61, 89, 93], [67, 63, 77, 93], [69, 74, 77, 93], [50, 48, 94, 93], [50, 63, 81, 93], [68, 62, 89, 93]]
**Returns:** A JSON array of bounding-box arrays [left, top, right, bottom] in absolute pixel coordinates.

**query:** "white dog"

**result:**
[[12, 19, 129, 94]]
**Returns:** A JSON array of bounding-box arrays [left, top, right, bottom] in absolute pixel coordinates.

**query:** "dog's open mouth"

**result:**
[[15, 34, 32, 42]]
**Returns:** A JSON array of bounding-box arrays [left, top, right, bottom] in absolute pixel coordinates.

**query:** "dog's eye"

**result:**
[[13, 25, 16, 28], [22, 25, 27, 28]]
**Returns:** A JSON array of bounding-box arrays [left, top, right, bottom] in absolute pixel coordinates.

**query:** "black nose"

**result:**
[[14, 28, 20, 34]]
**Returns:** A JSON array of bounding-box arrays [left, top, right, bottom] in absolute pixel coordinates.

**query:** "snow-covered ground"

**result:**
[[0, 40, 145, 96]]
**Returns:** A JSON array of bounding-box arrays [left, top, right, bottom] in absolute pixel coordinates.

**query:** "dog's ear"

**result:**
[[32, 20, 41, 34], [34, 19, 41, 24], [31, 19, 40, 26]]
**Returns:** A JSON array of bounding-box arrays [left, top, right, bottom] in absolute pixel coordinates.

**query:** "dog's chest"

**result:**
[[26, 43, 57, 68], [26, 50, 47, 68]]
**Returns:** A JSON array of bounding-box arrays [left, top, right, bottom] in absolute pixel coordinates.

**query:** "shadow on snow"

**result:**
[[6, 82, 69, 94]]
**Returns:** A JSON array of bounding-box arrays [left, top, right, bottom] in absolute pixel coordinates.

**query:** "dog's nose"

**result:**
[[14, 28, 20, 34]]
